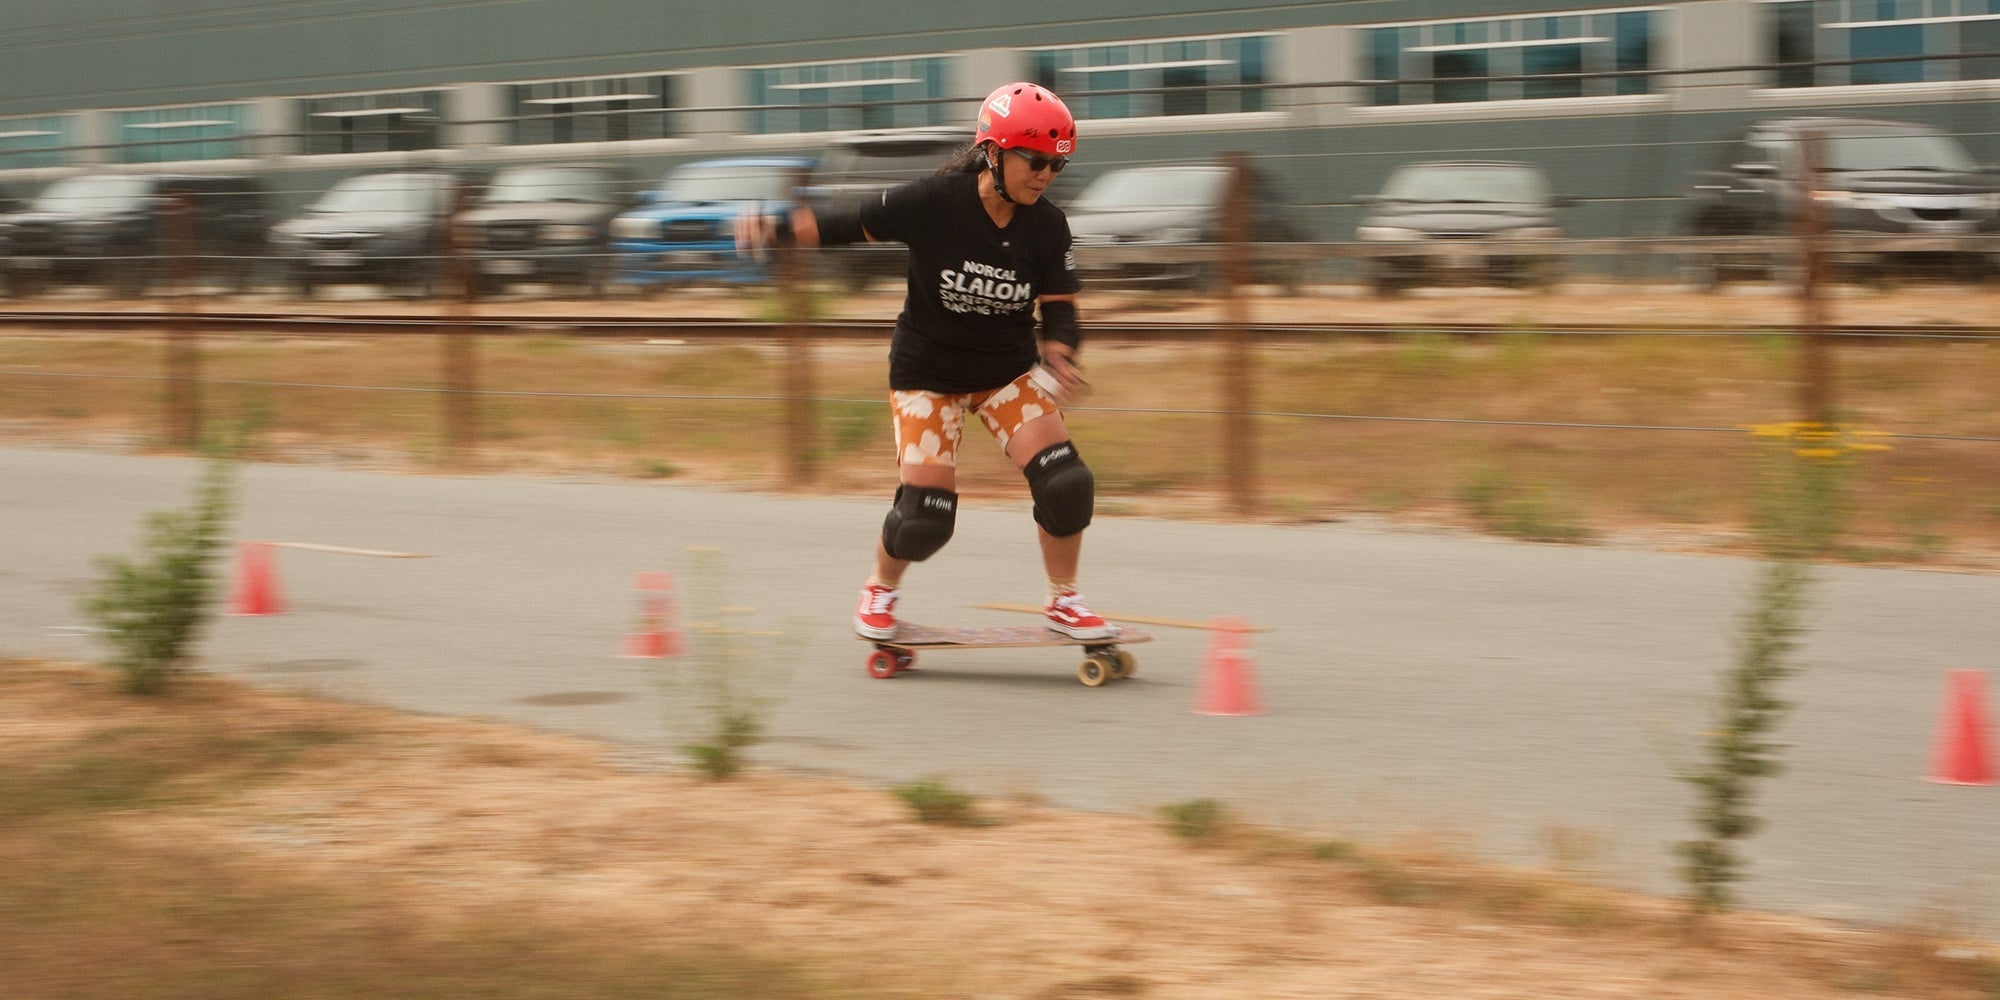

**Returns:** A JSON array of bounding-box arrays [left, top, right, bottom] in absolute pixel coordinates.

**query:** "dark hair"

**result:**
[[937, 141, 989, 176]]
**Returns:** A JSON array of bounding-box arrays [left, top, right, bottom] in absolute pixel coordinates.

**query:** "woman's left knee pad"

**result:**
[[1024, 441, 1094, 537]]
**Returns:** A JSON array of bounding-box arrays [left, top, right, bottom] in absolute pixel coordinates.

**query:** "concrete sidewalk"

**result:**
[[5, 445, 1995, 927]]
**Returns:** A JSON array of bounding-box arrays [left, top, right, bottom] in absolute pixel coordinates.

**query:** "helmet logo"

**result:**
[[988, 92, 1013, 118], [1056, 139, 1074, 155]]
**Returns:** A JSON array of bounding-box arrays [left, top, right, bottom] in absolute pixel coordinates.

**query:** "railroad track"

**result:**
[[0, 306, 1994, 341]]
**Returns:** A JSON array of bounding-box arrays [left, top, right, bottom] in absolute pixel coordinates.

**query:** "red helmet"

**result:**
[[974, 82, 1077, 157]]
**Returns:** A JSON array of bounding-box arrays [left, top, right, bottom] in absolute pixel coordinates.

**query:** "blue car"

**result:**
[[610, 156, 814, 288]]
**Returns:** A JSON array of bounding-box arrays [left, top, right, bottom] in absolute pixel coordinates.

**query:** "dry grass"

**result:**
[[3, 284, 1999, 567], [5, 657, 1998, 999]]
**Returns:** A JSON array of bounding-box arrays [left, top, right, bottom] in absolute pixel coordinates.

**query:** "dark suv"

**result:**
[[800, 128, 966, 284], [1685, 117, 2000, 285], [459, 163, 636, 296], [3, 172, 271, 297], [268, 170, 475, 298]]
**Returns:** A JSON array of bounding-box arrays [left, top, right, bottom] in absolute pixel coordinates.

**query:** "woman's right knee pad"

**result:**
[[881, 485, 957, 561]]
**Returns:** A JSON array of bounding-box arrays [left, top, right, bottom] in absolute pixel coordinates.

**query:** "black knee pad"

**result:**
[[1024, 441, 1093, 537], [881, 485, 957, 561]]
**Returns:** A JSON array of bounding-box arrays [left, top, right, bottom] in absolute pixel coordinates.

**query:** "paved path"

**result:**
[[5, 446, 1996, 928]]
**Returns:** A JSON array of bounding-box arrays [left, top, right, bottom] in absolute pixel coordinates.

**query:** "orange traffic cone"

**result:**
[[1193, 616, 1262, 716], [621, 571, 683, 659], [1928, 669, 1994, 786], [227, 541, 285, 616]]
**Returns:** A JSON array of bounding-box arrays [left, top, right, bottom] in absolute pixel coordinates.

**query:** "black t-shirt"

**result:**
[[858, 170, 1081, 393]]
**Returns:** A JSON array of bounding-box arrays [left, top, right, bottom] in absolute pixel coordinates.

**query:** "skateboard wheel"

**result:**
[[1078, 655, 1111, 687], [1109, 648, 1136, 680], [866, 650, 900, 679]]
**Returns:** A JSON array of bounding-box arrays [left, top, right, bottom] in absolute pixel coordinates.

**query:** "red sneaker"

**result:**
[[1045, 591, 1116, 640], [854, 582, 900, 640]]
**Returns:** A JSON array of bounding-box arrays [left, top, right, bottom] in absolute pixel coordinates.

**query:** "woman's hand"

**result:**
[[1039, 341, 1088, 399], [732, 206, 818, 260]]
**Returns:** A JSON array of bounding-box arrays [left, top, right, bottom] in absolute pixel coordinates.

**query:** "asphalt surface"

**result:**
[[5, 446, 1996, 928]]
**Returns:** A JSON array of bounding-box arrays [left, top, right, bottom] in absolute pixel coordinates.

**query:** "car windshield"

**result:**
[[1822, 129, 1977, 172], [1071, 168, 1228, 211], [1379, 165, 1550, 204], [482, 167, 619, 204], [30, 175, 154, 212], [658, 165, 796, 203], [312, 174, 446, 213]]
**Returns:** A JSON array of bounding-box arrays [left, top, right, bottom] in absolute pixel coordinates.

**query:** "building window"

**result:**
[[1027, 35, 1271, 120], [745, 58, 950, 134], [509, 74, 679, 144], [302, 91, 444, 154], [1765, 0, 2000, 88], [111, 104, 248, 163], [1364, 8, 1659, 106], [0, 116, 74, 169]]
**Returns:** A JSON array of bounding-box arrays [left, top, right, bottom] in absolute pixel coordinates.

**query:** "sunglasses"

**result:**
[[1005, 147, 1070, 174]]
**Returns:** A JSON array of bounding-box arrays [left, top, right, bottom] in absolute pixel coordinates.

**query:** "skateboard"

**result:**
[[859, 623, 1153, 687]]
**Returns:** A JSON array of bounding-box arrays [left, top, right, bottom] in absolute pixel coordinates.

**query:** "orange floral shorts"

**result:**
[[890, 367, 1064, 467]]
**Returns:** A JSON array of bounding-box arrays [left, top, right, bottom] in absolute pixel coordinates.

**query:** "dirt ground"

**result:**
[[9, 658, 1997, 999]]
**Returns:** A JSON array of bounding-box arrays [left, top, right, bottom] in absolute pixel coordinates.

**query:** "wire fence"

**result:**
[[3, 44, 1998, 552]]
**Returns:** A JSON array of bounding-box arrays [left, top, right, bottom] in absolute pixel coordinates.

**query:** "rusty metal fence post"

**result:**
[[780, 168, 818, 486], [1796, 128, 1834, 427], [440, 183, 479, 467], [1218, 151, 1258, 517], [162, 190, 201, 450]]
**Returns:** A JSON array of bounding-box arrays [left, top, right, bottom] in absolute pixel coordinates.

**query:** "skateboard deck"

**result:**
[[859, 623, 1152, 687]]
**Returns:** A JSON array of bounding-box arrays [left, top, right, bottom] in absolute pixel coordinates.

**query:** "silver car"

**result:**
[[1355, 161, 1568, 294]]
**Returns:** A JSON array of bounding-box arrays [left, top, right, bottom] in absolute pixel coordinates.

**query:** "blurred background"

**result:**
[[0, 0, 1996, 294], [1, 0, 1996, 552]]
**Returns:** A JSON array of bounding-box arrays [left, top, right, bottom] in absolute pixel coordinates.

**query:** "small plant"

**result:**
[[1459, 467, 1593, 543], [635, 458, 680, 479], [1391, 329, 1460, 376], [1310, 837, 1356, 860], [1678, 422, 1883, 913], [892, 776, 985, 826], [1157, 798, 1231, 843], [82, 449, 237, 694], [654, 549, 795, 781]]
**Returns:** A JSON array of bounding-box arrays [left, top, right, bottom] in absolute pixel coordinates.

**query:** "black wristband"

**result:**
[[1040, 298, 1081, 350], [815, 202, 867, 246]]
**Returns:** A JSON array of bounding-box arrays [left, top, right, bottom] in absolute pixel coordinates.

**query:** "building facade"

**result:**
[[1, 1, 1995, 238]]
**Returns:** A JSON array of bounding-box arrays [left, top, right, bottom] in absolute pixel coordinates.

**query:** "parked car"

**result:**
[[460, 163, 636, 296], [0, 183, 19, 296], [799, 128, 965, 284], [1354, 161, 1567, 294], [610, 157, 813, 288], [1684, 117, 2000, 287], [2, 172, 271, 297], [267, 170, 475, 298], [1064, 161, 1307, 290]]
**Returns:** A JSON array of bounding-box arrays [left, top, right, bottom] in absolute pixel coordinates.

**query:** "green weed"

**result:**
[[1157, 798, 1231, 844], [82, 448, 237, 694], [1680, 423, 1877, 914], [654, 549, 796, 782], [892, 776, 986, 826]]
